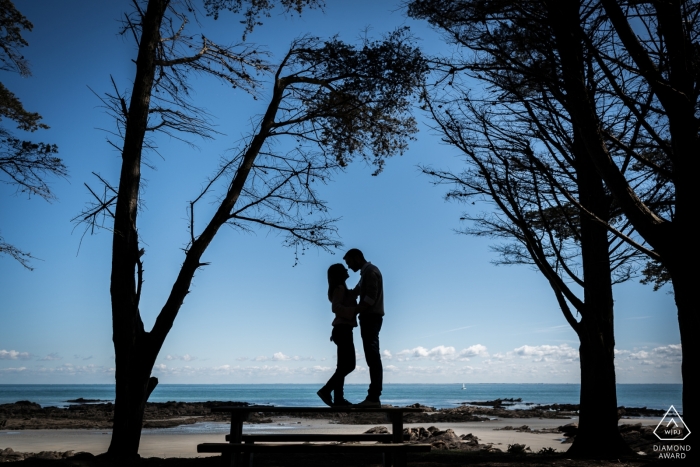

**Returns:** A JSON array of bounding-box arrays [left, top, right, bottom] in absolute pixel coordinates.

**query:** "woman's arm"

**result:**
[[331, 287, 357, 320]]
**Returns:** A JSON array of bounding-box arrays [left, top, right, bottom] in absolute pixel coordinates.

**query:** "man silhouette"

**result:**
[[344, 248, 383, 407]]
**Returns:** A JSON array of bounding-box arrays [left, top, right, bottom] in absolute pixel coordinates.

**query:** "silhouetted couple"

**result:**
[[317, 248, 384, 408]]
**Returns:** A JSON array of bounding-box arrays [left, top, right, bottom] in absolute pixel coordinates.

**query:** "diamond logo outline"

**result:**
[[654, 405, 690, 441]]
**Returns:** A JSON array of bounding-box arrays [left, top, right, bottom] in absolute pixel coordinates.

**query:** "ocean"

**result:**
[[0, 384, 682, 412]]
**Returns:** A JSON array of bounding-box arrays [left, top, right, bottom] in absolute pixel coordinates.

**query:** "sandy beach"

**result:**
[[0, 416, 661, 458]]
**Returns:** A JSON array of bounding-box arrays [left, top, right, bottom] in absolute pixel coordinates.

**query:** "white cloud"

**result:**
[[614, 344, 682, 372], [150, 364, 334, 378], [0, 367, 27, 373], [382, 350, 392, 359], [0, 349, 31, 360], [397, 345, 456, 361], [458, 344, 489, 359], [651, 344, 681, 359], [166, 354, 197, 361], [15, 364, 115, 376], [40, 352, 62, 361], [248, 353, 314, 362], [395, 344, 488, 362], [513, 344, 579, 362], [629, 351, 650, 360]]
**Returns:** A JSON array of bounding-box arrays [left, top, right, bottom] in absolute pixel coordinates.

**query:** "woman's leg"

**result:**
[[321, 327, 355, 399], [331, 326, 356, 401]]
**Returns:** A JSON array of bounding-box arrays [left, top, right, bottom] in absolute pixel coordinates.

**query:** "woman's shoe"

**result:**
[[317, 389, 333, 407]]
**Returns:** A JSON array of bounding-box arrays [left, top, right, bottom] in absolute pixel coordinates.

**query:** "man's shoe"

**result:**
[[333, 398, 353, 407], [354, 398, 381, 408], [317, 389, 333, 407]]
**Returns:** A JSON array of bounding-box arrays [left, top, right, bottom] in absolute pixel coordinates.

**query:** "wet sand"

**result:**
[[0, 417, 660, 458]]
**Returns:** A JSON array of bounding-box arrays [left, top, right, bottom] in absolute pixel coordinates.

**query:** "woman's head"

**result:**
[[327, 263, 349, 301]]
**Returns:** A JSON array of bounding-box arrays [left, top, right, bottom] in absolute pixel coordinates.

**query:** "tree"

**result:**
[[75, 0, 426, 457], [544, 0, 698, 430], [0, 0, 66, 269], [407, 0, 667, 456], [419, 95, 637, 457]]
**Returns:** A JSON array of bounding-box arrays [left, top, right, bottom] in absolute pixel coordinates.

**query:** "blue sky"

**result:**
[[0, 0, 680, 385]]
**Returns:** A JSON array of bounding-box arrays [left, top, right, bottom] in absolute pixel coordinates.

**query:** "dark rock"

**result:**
[[462, 398, 522, 408], [558, 422, 578, 437], [65, 398, 108, 403], [618, 406, 665, 417], [364, 426, 388, 434]]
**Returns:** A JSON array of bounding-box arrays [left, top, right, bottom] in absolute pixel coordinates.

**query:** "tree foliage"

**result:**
[[203, 0, 324, 38], [0, 0, 66, 269]]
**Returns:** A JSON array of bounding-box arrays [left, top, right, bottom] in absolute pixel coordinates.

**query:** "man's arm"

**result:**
[[357, 269, 379, 313]]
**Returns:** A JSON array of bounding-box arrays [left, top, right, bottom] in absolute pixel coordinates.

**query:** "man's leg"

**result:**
[[360, 315, 383, 401]]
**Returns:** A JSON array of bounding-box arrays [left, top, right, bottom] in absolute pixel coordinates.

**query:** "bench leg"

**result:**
[[228, 412, 248, 467]]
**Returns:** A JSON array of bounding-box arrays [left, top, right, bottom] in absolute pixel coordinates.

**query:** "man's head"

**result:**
[[343, 248, 366, 272]]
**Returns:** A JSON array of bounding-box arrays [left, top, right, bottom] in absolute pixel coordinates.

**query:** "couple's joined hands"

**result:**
[[331, 286, 367, 320]]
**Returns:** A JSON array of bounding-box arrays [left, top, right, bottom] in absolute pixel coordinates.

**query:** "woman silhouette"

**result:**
[[317, 263, 357, 406]]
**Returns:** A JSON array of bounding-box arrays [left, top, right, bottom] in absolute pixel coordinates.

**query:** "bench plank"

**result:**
[[226, 433, 410, 442], [211, 406, 424, 413], [198, 442, 432, 454]]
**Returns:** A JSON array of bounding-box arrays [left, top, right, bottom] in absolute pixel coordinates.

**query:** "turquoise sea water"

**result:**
[[0, 384, 682, 412]]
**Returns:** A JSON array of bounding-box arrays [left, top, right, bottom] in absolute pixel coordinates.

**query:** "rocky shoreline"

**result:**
[[0, 400, 664, 431]]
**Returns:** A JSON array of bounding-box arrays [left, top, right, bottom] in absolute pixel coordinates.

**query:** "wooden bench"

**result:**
[[200, 405, 430, 467]]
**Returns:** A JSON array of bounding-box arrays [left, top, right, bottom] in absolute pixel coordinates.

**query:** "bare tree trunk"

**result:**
[[668, 247, 698, 429], [567, 138, 631, 457], [572, 320, 627, 456], [666, 111, 700, 430], [110, 361, 158, 456], [107, 0, 168, 457]]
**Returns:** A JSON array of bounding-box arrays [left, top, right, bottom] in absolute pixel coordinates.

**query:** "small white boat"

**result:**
[[461, 384, 466, 390]]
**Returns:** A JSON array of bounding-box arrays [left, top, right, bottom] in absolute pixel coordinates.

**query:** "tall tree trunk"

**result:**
[[554, 0, 696, 433], [668, 238, 698, 431], [107, 0, 169, 458], [567, 137, 631, 457], [666, 103, 699, 432], [572, 319, 627, 456]]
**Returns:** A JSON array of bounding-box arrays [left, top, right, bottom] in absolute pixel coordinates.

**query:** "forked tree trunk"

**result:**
[[106, 0, 168, 458]]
